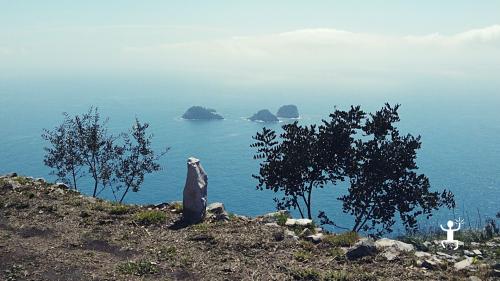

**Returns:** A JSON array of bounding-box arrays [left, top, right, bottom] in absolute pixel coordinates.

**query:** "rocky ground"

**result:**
[[0, 174, 499, 281]]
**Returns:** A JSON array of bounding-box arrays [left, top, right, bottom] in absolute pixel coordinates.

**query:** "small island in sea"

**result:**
[[277, 104, 299, 118], [248, 109, 279, 122], [182, 106, 224, 120]]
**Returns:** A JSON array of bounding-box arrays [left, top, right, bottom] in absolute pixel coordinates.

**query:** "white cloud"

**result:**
[[121, 25, 500, 87]]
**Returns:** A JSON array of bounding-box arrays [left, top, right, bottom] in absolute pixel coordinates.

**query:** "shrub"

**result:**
[[108, 204, 130, 215], [133, 210, 167, 226], [294, 250, 312, 262], [274, 212, 289, 226], [323, 232, 359, 247], [117, 260, 158, 276], [290, 268, 321, 281], [323, 270, 352, 281]]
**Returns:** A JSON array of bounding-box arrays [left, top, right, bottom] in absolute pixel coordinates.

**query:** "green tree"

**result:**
[[340, 104, 455, 235], [42, 113, 84, 190], [113, 119, 168, 203]]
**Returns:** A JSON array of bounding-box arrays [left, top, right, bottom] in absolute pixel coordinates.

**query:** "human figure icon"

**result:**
[[440, 219, 462, 250]]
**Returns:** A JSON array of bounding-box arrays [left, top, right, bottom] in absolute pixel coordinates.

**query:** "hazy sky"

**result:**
[[1, 1, 499, 89]]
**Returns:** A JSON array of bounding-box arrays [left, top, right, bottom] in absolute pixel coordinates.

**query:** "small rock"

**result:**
[[423, 241, 432, 248], [468, 276, 482, 281], [382, 248, 399, 261], [471, 242, 481, 247], [206, 202, 225, 214], [346, 238, 376, 260], [414, 251, 432, 258], [265, 222, 280, 227], [464, 250, 475, 256], [284, 229, 299, 241], [422, 259, 440, 270], [314, 227, 323, 233], [472, 249, 482, 256], [299, 228, 313, 237], [454, 257, 474, 271], [285, 218, 313, 227], [306, 233, 324, 244], [5, 172, 17, 178], [55, 182, 70, 189], [35, 178, 46, 183]]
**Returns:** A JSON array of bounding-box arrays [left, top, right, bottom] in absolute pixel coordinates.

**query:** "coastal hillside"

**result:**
[[1, 175, 499, 281]]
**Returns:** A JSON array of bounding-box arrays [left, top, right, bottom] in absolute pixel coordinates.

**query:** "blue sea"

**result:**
[[1, 77, 499, 233]]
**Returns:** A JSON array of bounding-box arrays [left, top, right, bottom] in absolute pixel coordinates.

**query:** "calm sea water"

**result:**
[[1, 77, 499, 232]]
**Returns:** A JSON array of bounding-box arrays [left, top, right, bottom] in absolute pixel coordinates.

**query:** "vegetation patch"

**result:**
[[108, 203, 130, 215], [294, 250, 313, 262], [290, 268, 321, 280], [117, 260, 158, 276], [323, 232, 359, 247], [133, 210, 166, 226], [274, 212, 289, 226]]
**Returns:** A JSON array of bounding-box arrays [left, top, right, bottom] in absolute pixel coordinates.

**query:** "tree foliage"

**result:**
[[42, 113, 84, 189], [251, 104, 455, 234], [42, 107, 166, 201], [113, 119, 169, 203]]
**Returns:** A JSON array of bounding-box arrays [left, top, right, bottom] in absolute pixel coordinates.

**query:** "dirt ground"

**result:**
[[0, 177, 495, 280]]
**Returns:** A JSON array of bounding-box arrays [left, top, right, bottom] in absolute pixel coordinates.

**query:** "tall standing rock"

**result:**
[[182, 157, 208, 223]]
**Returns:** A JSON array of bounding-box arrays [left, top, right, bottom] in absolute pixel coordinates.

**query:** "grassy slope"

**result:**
[[0, 176, 494, 281]]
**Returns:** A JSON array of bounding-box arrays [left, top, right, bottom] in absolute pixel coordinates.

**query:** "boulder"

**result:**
[[374, 238, 414, 252], [454, 257, 474, 271], [248, 109, 279, 122], [382, 248, 399, 261], [276, 105, 299, 118], [182, 157, 208, 223], [5, 172, 17, 178], [182, 106, 223, 120], [346, 238, 376, 260], [285, 218, 313, 227]]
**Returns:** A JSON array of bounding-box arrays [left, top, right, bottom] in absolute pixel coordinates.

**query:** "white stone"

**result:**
[[207, 202, 225, 214], [374, 238, 414, 252], [472, 249, 482, 256], [454, 257, 474, 271], [285, 218, 313, 226], [306, 233, 324, 244], [182, 157, 208, 223]]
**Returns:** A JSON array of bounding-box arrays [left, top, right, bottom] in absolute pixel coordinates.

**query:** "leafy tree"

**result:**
[[251, 104, 456, 234], [43, 107, 167, 200], [251, 123, 326, 219], [73, 107, 117, 197], [340, 104, 455, 235], [42, 113, 84, 189], [113, 119, 168, 203]]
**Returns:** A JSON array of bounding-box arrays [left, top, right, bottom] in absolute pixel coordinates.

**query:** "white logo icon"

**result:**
[[440, 218, 463, 250]]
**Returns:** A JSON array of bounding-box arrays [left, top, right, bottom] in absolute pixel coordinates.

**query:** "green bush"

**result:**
[[323, 232, 359, 247], [133, 210, 167, 226], [274, 212, 289, 226], [323, 270, 352, 281], [290, 268, 321, 281], [294, 250, 312, 262], [117, 260, 158, 276], [108, 204, 130, 215]]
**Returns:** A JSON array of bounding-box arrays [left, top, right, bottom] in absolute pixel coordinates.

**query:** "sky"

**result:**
[[1, 1, 499, 90]]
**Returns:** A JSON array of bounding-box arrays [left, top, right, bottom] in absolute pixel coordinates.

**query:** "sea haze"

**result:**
[[1, 77, 499, 232]]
